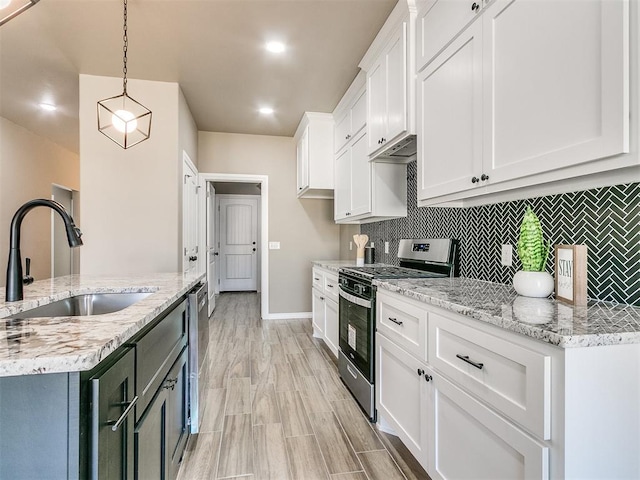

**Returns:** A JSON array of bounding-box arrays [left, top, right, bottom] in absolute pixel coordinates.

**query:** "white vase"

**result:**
[[513, 271, 554, 298]]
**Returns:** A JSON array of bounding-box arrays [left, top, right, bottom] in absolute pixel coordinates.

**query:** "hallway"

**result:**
[[178, 292, 428, 480]]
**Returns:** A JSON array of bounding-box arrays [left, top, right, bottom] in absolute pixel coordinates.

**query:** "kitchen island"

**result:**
[[0, 272, 204, 377], [0, 272, 204, 480]]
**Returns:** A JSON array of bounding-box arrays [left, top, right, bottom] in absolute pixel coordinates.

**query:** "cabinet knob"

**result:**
[[471, 176, 480, 184], [424, 374, 433, 382], [346, 212, 351, 216], [381, 137, 386, 143], [471, 2, 480, 11], [481, 173, 490, 181], [417, 368, 424, 376]]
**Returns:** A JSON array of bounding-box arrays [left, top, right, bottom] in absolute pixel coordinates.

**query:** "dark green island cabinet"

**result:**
[[0, 296, 190, 480]]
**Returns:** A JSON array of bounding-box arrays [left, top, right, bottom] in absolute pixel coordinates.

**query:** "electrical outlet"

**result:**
[[384, 241, 390, 254], [269, 242, 280, 250], [501, 244, 513, 266], [349, 241, 353, 251], [370, 242, 375, 248]]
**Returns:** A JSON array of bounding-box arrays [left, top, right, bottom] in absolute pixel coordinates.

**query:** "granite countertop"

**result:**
[[312, 260, 389, 273], [0, 272, 204, 377], [374, 277, 640, 348]]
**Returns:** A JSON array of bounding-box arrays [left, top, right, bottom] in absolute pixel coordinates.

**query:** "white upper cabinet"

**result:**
[[418, 19, 483, 200], [417, 0, 631, 206], [416, 0, 484, 72], [484, 0, 629, 184], [334, 87, 367, 154], [295, 112, 335, 199], [333, 72, 408, 224], [360, 1, 417, 159]]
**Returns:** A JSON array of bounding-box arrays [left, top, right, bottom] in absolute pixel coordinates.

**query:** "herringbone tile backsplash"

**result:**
[[361, 161, 640, 306]]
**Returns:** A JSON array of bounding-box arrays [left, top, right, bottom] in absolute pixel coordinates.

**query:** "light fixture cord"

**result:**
[[122, 0, 128, 95]]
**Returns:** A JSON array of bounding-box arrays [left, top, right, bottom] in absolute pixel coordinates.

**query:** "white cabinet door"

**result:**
[[428, 372, 549, 480], [418, 20, 483, 201], [367, 59, 387, 154], [483, 0, 629, 184], [312, 288, 325, 337], [334, 147, 352, 221], [334, 111, 351, 154], [376, 333, 429, 468], [324, 298, 339, 358], [351, 88, 367, 136], [385, 22, 408, 144], [349, 130, 371, 217], [296, 126, 309, 192], [417, 0, 482, 72]]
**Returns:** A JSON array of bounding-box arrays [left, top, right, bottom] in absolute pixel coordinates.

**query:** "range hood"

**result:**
[[372, 134, 417, 163]]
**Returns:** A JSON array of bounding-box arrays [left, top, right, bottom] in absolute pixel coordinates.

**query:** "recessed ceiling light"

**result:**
[[259, 107, 274, 115], [39, 103, 57, 112], [265, 41, 286, 54]]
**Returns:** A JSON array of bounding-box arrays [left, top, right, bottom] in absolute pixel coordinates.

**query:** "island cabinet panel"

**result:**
[[0, 295, 191, 480], [0, 372, 81, 480]]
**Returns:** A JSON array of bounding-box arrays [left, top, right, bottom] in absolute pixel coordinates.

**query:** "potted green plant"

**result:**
[[513, 206, 554, 297]]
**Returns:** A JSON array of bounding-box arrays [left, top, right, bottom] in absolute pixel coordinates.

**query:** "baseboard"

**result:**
[[262, 311, 312, 320]]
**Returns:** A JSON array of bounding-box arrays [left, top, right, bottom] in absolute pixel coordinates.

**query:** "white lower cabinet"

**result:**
[[376, 289, 640, 479], [312, 287, 325, 337], [428, 371, 549, 480], [376, 333, 429, 467], [311, 266, 339, 358]]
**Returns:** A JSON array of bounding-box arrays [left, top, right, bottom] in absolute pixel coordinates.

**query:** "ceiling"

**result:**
[[0, 0, 396, 154]]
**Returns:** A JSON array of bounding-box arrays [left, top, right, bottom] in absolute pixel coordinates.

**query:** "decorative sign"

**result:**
[[555, 245, 588, 305]]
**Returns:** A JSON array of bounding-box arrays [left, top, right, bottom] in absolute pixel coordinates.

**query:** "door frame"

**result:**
[[199, 173, 269, 319], [183, 152, 200, 274]]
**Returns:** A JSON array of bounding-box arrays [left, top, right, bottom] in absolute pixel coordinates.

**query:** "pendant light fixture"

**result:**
[[97, 0, 151, 149], [0, 0, 40, 27]]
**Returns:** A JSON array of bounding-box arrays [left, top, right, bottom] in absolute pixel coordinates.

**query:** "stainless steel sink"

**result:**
[[9, 292, 153, 318]]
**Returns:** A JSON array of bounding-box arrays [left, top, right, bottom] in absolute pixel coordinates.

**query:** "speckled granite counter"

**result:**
[[312, 260, 389, 273], [0, 272, 204, 377], [374, 277, 640, 348]]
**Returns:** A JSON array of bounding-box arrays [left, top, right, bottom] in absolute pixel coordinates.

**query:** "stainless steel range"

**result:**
[[337, 238, 459, 421]]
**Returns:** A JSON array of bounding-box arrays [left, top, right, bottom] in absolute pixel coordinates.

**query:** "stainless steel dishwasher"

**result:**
[[188, 282, 209, 433]]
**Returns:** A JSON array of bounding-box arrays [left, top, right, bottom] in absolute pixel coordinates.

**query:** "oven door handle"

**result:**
[[339, 287, 372, 309]]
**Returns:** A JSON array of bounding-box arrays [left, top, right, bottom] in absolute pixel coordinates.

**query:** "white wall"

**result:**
[[79, 74, 194, 275], [0, 117, 79, 286], [198, 131, 340, 314]]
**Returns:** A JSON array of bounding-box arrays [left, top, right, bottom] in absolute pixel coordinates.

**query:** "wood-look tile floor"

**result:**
[[178, 292, 430, 480]]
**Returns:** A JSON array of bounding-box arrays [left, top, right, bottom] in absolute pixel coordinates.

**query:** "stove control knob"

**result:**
[[355, 284, 363, 295]]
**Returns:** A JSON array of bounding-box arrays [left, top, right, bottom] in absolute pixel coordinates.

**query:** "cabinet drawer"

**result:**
[[312, 268, 324, 290], [377, 291, 428, 361], [429, 372, 549, 480], [323, 272, 339, 302], [429, 312, 550, 439], [135, 299, 188, 420]]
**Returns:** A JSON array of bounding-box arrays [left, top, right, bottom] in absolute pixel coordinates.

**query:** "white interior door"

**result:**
[[206, 183, 216, 316], [219, 195, 258, 291], [182, 154, 199, 274]]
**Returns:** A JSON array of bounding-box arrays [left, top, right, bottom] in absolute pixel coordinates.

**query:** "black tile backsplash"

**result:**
[[362, 161, 640, 306]]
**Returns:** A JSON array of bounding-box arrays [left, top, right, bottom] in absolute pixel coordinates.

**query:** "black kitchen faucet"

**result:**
[[5, 199, 83, 302]]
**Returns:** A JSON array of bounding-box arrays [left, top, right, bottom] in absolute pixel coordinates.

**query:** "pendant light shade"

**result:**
[[0, 0, 40, 27], [97, 0, 151, 149], [98, 92, 151, 149]]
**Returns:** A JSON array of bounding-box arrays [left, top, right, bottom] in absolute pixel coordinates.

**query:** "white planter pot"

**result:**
[[513, 271, 554, 298]]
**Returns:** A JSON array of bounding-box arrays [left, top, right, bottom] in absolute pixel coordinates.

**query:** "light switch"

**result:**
[[384, 241, 389, 254], [501, 244, 513, 266], [269, 242, 281, 250]]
